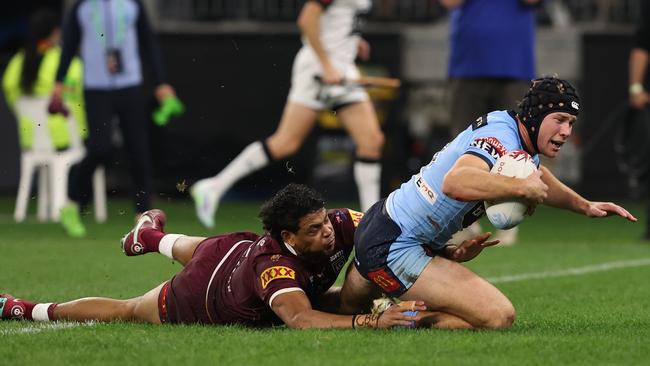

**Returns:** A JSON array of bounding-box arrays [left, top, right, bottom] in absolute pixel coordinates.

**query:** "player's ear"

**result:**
[[280, 230, 295, 246]]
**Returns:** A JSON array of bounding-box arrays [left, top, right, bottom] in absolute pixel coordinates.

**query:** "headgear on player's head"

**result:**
[[516, 76, 580, 153]]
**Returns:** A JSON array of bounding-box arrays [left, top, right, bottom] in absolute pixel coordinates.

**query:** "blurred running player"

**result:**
[[191, 0, 384, 228], [1, 184, 423, 329]]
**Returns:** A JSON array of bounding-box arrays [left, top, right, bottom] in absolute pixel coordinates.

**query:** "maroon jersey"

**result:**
[[163, 208, 361, 326]]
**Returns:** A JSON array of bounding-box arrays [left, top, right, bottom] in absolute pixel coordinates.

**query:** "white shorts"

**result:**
[[287, 48, 369, 111]]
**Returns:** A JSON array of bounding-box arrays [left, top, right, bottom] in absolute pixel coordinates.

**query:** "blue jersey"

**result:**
[[385, 110, 540, 249], [57, 0, 167, 90], [448, 0, 536, 80]]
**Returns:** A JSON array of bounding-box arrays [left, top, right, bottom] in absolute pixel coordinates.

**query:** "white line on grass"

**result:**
[[0, 321, 95, 335], [1, 259, 648, 334], [487, 258, 650, 284]]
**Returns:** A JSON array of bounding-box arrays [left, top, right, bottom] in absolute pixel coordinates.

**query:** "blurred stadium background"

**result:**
[[2, 2, 649, 364], [0, 0, 644, 205]]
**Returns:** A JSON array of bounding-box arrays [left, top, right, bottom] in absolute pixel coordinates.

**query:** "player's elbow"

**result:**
[[284, 312, 312, 329], [285, 320, 306, 329], [442, 172, 468, 201], [296, 15, 308, 31], [296, 9, 313, 31], [297, 2, 320, 32]]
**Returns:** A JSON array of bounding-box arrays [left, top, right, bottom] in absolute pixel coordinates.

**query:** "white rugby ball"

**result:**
[[484, 150, 537, 230]]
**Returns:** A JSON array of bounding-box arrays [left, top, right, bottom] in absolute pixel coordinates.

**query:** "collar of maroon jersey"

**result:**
[[283, 241, 298, 255]]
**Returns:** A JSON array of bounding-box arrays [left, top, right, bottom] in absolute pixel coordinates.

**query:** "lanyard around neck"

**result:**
[[91, 0, 126, 47]]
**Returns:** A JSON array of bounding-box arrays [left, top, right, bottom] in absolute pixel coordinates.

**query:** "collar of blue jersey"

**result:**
[[508, 110, 537, 156]]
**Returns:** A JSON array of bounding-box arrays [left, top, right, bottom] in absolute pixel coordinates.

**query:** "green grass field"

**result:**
[[1, 196, 649, 365]]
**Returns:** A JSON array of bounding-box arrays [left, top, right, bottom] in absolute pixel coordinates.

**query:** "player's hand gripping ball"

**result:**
[[484, 150, 537, 229]]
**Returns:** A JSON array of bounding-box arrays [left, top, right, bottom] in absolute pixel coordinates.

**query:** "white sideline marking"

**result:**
[[487, 258, 650, 284], [0, 321, 95, 335], [1, 260, 648, 334]]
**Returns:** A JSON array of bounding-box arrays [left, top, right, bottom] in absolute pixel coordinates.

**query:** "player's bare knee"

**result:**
[[117, 299, 139, 321], [374, 131, 385, 150], [479, 302, 516, 329], [358, 131, 384, 157], [129, 297, 158, 323], [267, 137, 301, 159], [283, 140, 302, 156]]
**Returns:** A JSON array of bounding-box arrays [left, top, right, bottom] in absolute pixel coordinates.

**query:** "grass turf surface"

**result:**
[[1, 196, 649, 365]]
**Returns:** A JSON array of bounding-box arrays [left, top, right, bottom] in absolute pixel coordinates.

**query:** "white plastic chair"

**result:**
[[13, 96, 107, 223]]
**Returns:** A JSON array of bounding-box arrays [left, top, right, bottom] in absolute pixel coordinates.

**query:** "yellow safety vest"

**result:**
[[2, 47, 86, 150]]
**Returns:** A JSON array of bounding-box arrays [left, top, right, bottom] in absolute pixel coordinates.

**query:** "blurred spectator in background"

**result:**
[[440, 0, 541, 245], [628, 0, 650, 240], [3, 10, 86, 153], [52, 0, 177, 237], [191, 0, 384, 229]]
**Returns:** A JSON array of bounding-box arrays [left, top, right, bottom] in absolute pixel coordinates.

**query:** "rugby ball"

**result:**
[[484, 150, 537, 229]]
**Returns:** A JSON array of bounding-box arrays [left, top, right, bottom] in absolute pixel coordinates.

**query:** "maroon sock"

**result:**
[[48, 303, 58, 320], [141, 228, 166, 252]]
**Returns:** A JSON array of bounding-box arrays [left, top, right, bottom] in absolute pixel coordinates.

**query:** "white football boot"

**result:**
[[190, 179, 221, 228]]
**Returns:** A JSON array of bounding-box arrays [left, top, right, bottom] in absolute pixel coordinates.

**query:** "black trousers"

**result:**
[[69, 85, 152, 213]]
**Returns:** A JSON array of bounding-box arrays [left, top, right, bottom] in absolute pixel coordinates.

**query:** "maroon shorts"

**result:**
[[157, 232, 259, 324]]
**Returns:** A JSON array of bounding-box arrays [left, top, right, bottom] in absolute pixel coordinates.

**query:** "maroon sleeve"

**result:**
[[253, 255, 310, 307], [328, 208, 363, 252]]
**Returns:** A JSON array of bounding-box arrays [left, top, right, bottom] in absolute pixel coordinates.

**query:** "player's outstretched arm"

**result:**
[[539, 166, 637, 221], [583, 202, 637, 221], [271, 291, 424, 329], [539, 165, 588, 212]]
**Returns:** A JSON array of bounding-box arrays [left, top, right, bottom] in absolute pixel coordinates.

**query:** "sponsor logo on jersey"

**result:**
[[472, 114, 488, 130], [415, 174, 437, 204], [260, 266, 296, 289], [347, 209, 364, 227], [367, 269, 401, 293], [330, 250, 343, 262], [470, 137, 506, 159], [330, 250, 346, 273]]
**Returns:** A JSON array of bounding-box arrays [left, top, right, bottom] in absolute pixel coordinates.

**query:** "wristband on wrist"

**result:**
[[630, 83, 645, 96]]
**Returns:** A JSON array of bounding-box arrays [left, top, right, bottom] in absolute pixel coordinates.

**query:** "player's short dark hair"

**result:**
[[258, 184, 326, 240]]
